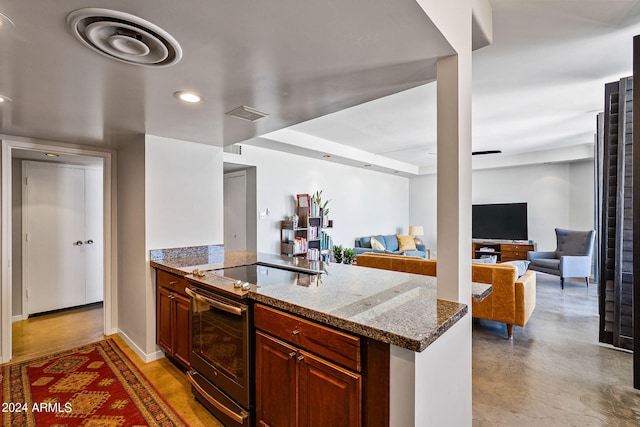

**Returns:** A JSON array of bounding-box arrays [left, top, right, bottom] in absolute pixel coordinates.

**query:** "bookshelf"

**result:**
[[281, 206, 333, 261]]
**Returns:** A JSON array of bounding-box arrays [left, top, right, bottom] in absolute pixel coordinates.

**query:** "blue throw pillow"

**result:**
[[383, 235, 399, 251], [502, 260, 531, 277]]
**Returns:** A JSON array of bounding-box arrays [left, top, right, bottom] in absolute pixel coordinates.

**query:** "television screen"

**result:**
[[472, 203, 528, 240]]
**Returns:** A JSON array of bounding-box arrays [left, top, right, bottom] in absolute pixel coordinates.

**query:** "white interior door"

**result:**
[[224, 171, 247, 251], [22, 161, 103, 315], [23, 162, 86, 314], [84, 167, 104, 304]]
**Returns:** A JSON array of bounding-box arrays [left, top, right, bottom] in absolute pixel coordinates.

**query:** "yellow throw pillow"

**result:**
[[397, 235, 417, 251], [370, 236, 386, 251]]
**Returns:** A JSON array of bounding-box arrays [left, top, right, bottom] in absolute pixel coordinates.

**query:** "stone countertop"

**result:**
[[150, 251, 325, 276], [151, 251, 469, 352], [472, 282, 493, 302]]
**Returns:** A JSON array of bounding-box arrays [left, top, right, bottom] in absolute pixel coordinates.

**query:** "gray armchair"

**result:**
[[527, 228, 595, 289]]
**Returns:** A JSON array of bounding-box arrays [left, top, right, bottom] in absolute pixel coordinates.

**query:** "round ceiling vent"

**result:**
[[67, 8, 182, 67]]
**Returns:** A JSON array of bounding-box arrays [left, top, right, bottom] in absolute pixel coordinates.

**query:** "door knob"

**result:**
[[86, 239, 94, 245], [75, 240, 83, 246]]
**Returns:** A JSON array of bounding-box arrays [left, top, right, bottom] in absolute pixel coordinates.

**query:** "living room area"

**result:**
[[221, 128, 638, 424]]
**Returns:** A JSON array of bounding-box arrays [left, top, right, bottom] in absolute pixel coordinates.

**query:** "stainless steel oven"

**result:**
[[186, 285, 252, 427]]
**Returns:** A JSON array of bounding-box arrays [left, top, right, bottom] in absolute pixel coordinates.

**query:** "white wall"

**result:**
[[568, 160, 595, 231], [116, 136, 148, 354], [225, 143, 410, 254], [409, 161, 595, 253], [145, 135, 224, 250], [116, 134, 226, 359]]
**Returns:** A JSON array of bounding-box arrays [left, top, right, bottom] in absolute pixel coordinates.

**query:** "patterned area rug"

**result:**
[[0, 339, 187, 426]]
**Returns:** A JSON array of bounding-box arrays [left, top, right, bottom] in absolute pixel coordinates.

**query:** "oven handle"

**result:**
[[185, 287, 245, 316], [187, 370, 249, 424]]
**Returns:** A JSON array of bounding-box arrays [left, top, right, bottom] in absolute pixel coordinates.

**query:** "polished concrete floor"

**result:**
[[7, 276, 640, 426], [472, 273, 640, 426]]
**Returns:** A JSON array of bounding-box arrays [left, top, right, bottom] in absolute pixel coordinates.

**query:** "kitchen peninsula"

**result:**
[[151, 250, 485, 426]]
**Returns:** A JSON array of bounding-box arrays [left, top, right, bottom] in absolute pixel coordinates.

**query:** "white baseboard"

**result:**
[[116, 329, 165, 363], [12, 314, 27, 322]]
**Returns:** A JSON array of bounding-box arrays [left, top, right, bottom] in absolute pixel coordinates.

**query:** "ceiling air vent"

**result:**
[[223, 144, 242, 155], [226, 106, 269, 122], [67, 8, 182, 67], [472, 150, 502, 156]]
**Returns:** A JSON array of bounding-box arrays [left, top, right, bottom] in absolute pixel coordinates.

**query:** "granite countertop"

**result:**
[[151, 250, 472, 352]]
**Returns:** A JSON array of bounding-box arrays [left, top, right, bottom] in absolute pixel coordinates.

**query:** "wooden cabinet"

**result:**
[[156, 270, 191, 369], [472, 241, 535, 262], [255, 304, 362, 427]]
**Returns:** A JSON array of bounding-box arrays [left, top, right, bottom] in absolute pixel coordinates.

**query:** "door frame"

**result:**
[[1, 137, 116, 363], [224, 170, 248, 251]]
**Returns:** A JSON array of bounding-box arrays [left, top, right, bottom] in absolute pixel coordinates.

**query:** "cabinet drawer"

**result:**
[[254, 304, 361, 372], [157, 270, 189, 296], [502, 250, 529, 260], [505, 244, 533, 251]]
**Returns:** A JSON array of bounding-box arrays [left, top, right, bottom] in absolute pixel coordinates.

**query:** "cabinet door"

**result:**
[[157, 287, 174, 354], [299, 350, 362, 427], [255, 331, 297, 427], [173, 293, 191, 368]]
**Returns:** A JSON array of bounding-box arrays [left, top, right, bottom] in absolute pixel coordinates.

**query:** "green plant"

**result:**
[[343, 248, 355, 265], [313, 190, 331, 216], [332, 245, 343, 263]]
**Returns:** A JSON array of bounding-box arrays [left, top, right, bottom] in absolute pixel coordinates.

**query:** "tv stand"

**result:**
[[472, 240, 535, 262]]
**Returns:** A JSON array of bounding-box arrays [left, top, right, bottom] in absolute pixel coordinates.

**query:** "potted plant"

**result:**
[[343, 248, 355, 265], [332, 245, 343, 263], [312, 190, 331, 219]]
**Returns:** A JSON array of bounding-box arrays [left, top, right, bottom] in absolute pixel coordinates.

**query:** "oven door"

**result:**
[[187, 286, 252, 410]]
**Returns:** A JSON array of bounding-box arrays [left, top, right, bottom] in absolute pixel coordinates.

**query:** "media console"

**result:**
[[472, 240, 535, 262]]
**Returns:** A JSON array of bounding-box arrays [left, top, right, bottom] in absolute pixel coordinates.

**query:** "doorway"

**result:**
[[1, 139, 115, 363], [223, 164, 257, 252], [21, 161, 103, 316]]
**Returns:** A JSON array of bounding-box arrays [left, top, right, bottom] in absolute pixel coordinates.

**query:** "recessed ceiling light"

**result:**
[[0, 12, 15, 30], [0, 95, 12, 103], [45, 153, 59, 158], [364, 164, 372, 168], [323, 155, 331, 159], [174, 91, 204, 103], [393, 171, 400, 174]]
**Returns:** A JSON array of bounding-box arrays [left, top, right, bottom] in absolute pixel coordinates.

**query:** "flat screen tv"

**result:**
[[472, 202, 528, 241]]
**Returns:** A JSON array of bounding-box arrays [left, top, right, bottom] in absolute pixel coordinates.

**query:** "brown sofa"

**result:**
[[355, 253, 536, 338]]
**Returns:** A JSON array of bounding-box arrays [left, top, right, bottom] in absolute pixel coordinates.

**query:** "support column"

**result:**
[[436, 51, 473, 306]]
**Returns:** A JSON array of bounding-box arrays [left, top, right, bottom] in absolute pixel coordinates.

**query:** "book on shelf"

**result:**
[[292, 237, 307, 254], [320, 231, 332, 251]]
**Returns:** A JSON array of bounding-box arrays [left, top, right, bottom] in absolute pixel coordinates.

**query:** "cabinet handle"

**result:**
[[86, 239, 94, 245], [297, 355, 305, 362], [289, 352, 296, 359], [187, 371, 249, 424], [292, 330, 300, 336], [169, 281, 178, 285]]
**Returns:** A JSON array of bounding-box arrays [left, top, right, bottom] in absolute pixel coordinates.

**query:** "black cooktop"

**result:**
[[211, 263, 319, 288]]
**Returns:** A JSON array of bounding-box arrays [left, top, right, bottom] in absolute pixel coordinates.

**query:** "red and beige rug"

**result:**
[[1, 339, 187, 426]]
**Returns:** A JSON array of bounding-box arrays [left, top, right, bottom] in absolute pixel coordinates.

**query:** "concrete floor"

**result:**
[[472, 273, 640, 426]]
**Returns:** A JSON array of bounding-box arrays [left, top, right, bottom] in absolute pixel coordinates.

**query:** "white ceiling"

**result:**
[[1, 1, 640, 173]]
